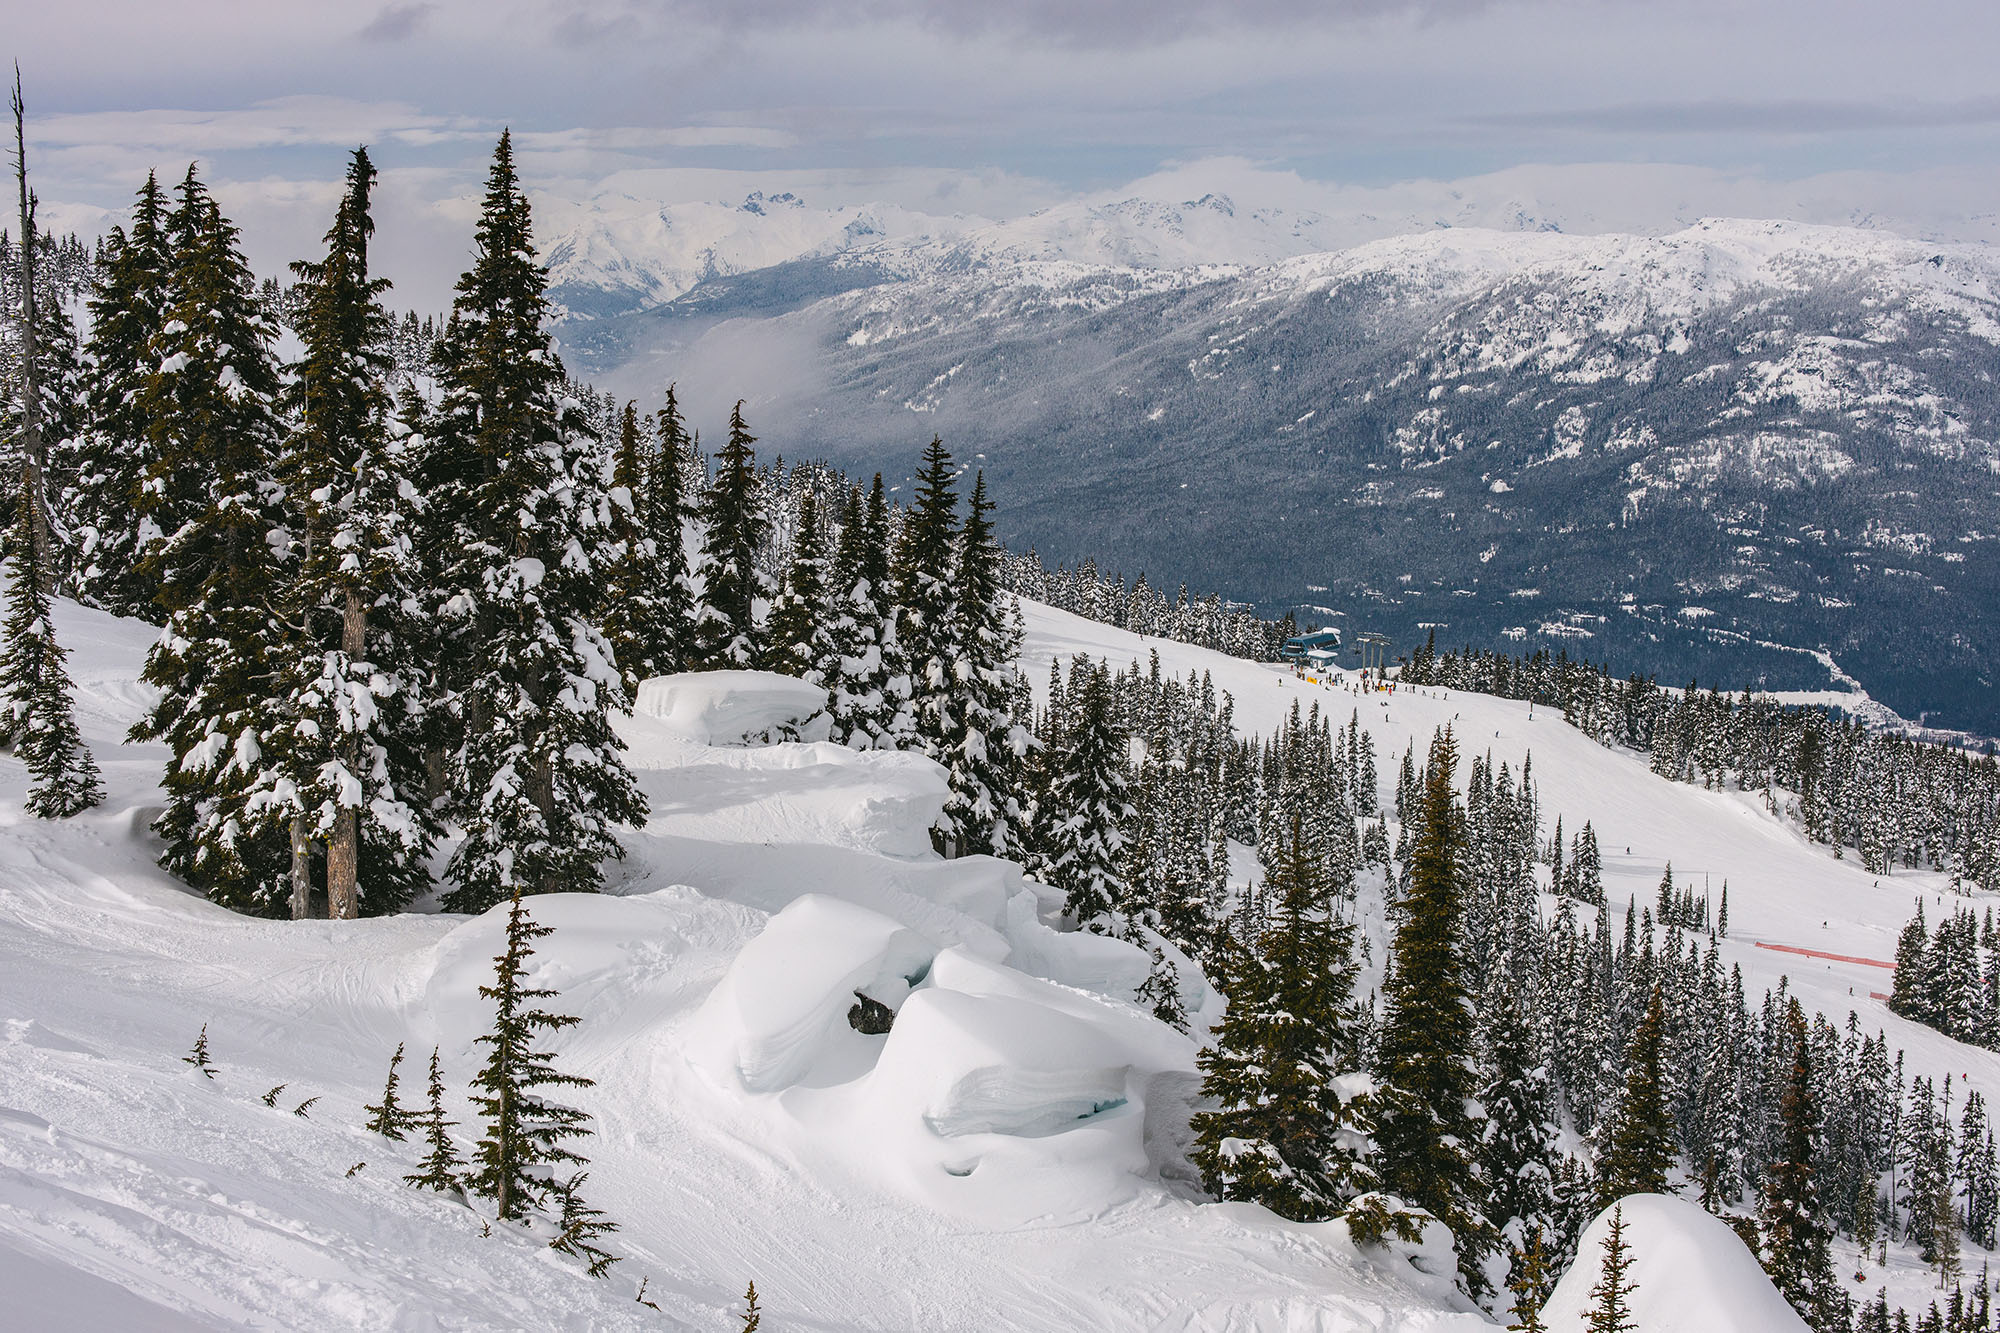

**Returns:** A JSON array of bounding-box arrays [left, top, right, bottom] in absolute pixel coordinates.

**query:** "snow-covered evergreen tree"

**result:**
[[1192, 815, 1377, 1220], [599, 400, 679, 691], [690, 401, 770, 670], [129, 166, 292, 914], [1594, 985, 1677, 1206], [939, 472, 1030, 857], [762, 486, 835, 683], [259, 145, 434, 919], [423, 132, 645, 914], [1035, 657, 1132, 930], [1371, 726, 1496, 1294], [0, 460, 100, 816], [891, 436, 959, 757]]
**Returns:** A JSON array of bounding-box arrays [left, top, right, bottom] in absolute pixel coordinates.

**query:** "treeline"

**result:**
[[1401, 637, 2000, 890], [999, 551, 1294, 662]]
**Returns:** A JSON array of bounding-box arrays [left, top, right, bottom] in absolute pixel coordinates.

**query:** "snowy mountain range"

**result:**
[[541, 198, 2000, 737]]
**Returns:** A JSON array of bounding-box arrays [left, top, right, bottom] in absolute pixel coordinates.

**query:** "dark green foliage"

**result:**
[[469, 890, 596, 1222], [600, 400, 680, 691], [940, 471, 1030, 857], [1759, 1001, 1847, 1333], [690, 401, 769, 669], [1593, 986, 1677, 1208], [261, 1084, 286, 1108], [425, 133, 644, 913], [1191, 817, 1376, 1221], [404, 1046, 466, 1195], [1033, 657, 1131, 930], [184, 1023, 215, 1078], [364, 1043, 417, 1141], [548, 1172, 620, 1278], [1371, 727, 1494, 1293], [1585, 1205, 1638, 1333], [1506, 1225, 1552, 1332], [129, 166, 292, 915], [0, 462, 100, 816], [891, 436, 959, 756], [739, 1281, 762, 1332], [642, 385, 697, 675], [266, 145, 434, 918], [68, 172, 172, 618], [292, 1095, 320, 1119], [762, 486, 834, 683]]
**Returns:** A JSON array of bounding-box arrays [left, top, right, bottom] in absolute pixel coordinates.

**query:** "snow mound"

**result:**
[[691, 894, 936, 1093], [865, 948, 1191, 1140], [633, 669, 831, 745], [1541, 1194, 1810, 1333]]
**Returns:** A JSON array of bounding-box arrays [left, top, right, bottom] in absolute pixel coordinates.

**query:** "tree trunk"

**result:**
[[325, 589, 367, 920], [12, 72, 52, 589], [289, 814, 312, 919]]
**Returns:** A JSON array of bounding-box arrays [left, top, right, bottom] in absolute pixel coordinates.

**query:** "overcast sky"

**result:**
[[20, 0, 2000, 309]]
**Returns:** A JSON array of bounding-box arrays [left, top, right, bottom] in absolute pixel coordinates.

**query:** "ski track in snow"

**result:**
[[0, 593, 1986, 1329]]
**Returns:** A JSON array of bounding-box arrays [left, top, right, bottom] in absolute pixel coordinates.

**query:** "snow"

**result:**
[[1540, 1194, 1810, 1333], [632, 668, 831, 745], [0, 590, 1989, 1328]]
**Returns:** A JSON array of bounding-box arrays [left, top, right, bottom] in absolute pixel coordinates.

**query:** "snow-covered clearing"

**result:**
[[0, 594, 1984, 1328]]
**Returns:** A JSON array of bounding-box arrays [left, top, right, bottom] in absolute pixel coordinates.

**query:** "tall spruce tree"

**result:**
[[1036, 657, 1132, 930], [424, 132, 645, 914], [1192, 816, 1377, 1220], [824, 478, 900, 747], [891, 436, 959, 757], [0, 460, 100, 816], [939, 472, 1030, 857], [690, 401, 769, 669], [129, 166, 292, 913], [642, 386, 697, 674], [599, 400, 678, 691], [469, 889, 596, 1222], [762, 486, 835, 683], [1482, 990, 1559, 1267], [1594, 985, 1678, 1207], [261, 145, 433, 919], [1372, 726, 1495, 1293], [1760, 1000, 1846, 1333]]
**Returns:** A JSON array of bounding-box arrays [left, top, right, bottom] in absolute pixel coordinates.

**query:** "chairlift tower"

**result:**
[[1354, 632, 1394, 685]]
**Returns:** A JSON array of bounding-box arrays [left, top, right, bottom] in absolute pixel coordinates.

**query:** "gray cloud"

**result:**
[[356, 3, 436, 43], [1477, 96, 2000, 137]]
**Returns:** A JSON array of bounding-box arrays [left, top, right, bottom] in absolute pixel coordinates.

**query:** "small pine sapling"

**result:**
[[183, 1024, 216, 1078], [364, 1043, 416, 1140], [739, 1281, 762, 1332], [261, 1083, 286, 1107], [405, 1046, 466, 1197], [634, 1275, 660, 1310], [1507, 1224, 1551, 1332], [548, 1172, 621, 1278], [292, 1095, 321, 1119], [1586, 1205, 1639, 1333], [345, 1162, 365, 1177]]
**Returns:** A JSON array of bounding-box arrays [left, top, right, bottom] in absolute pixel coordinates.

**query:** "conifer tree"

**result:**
[[364, 1043, 416, 1141], [891, 436, 959, 757], [641, 385, 696, 674], [469, 889, 596, 1222], [1585, 1205, 1639, 1333], [1761, 1001, 1846, 1333], [548, 1172, 620, 1277], [1192, 816, 1377, 1220], [1506, 1225, 1552, 1332], [599, 400, 678, 691], [1372, 727, 1495, 1293], [129, 166, 291, 914], [0, 462, 100, 816], [1594, 985, 1678, 1207], [1036, 657, 1132, 930], [690, 401, 770, 669], [261, 145, 434, 919], [424, 133, 645, 913], [939, 472, 1030, 857], [1482, 992, 1558, 1262], [739, 1281, 762, 1331], [761, 487, 834, 682], [184, 1023, 216, 1078], [824, 478, 899, 747], [405, 1046, 466, 1195]]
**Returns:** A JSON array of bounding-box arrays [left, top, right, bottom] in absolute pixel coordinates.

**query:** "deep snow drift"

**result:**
[[0, 593, 1981, 1329]]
